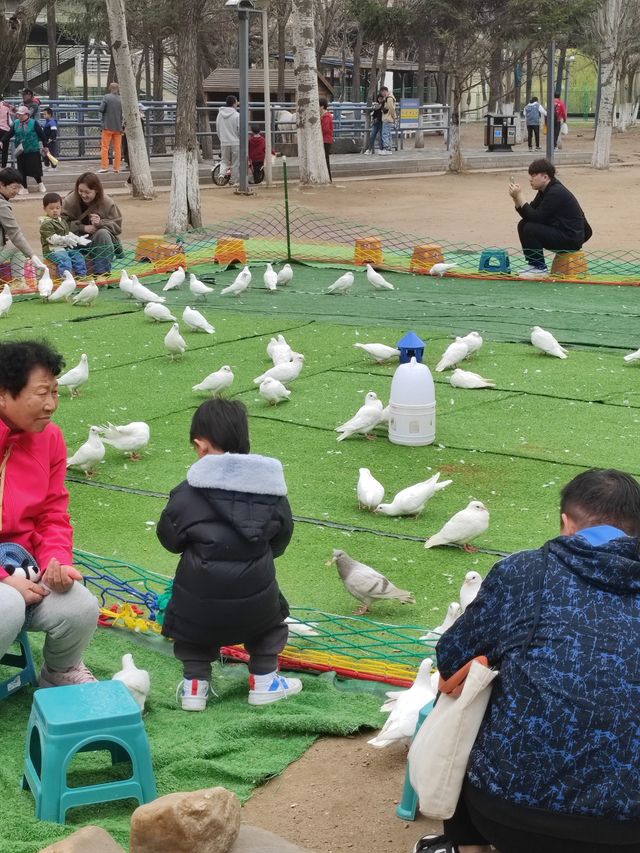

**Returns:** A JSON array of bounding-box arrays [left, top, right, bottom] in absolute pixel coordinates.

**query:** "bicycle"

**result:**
[[211, 160, 231, 186]]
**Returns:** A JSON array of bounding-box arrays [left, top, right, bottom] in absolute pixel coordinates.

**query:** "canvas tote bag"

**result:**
[[408, 656, 498, 820]]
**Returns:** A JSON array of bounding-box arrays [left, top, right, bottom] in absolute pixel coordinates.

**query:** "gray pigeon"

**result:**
[[327, 549, 415, 615]]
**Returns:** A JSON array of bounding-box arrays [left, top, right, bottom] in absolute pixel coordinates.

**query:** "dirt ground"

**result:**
[[12, 124, 640, 853]]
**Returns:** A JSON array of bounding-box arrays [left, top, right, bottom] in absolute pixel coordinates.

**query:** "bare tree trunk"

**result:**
[[105, 0, 155, 199], [82, 37, 89, 99], [278, 17, 287, 101], [144, 46, 151, 98], [0, 0, 48, 93], [592, 50, 617, 168], [488, 44, 503, 112], [152, 37, 166, 154], [447, 78, 465, 173], [414, 38, 426, 148], [525, 49, 533, 102], [368, 41, 381, 101], [47, 0, 58, 98], [291, 0, 330, 184], [197, 84, 213, 161], [351, 27, 362, 101], [168, 0, 207, 230]]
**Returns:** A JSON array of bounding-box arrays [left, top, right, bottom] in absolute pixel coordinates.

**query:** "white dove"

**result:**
[[435, 339, 469, 372], [450, 369, 495, 390], [164, 323, 187, 359], [353, 342, 400, 364], [97, 421, 150, 459], [112, 653, 151, 711], [531, 326, 568, 359], [183, 306, 215, 334], [37, 267, 53, 299], [163, 266, 185, 291], [380, 656, 438, 713], [335, 391, 384, 442], [57, 353, 89, 397], [420, 603, 462, 642], [48, 271, 77, 302], [375, 472, 453, 518], [0, 283, 12, 317], [221, 265, 251, 296], [285, 616, 319, 637], [624, 348, 640, 363], [72, 280, 99, 307], [192, 365, 234, 395], [365, 264, 394, 290], [119, 269, 134, 297], [263, 263, 278, 291], [458, 331, 483, 354], [460, 571, 483, 611], [357, 468, 385, 511], [327, 271, 354, 295], [424, 500, 490, 552], [189, 273, 214, 300], [66, 426, 105, 476], [131, 277, 166, 304], [429, 262, 458, 277], [367, 658, 435, 748], [259, 376, 291, 405], [254, 353, 304, 386], [327, 549, 416, 615], [268, 338, 294, 365], [276, 264, 293, 286], [144, 302, 176, 322]]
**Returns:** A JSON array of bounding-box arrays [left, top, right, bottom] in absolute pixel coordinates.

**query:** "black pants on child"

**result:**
[[174, 622, 289, 681], [324, 142, 332, 181], [252, 160, 264, 184]]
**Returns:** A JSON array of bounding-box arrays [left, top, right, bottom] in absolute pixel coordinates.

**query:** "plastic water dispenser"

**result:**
[[388, 356, 436, 446]]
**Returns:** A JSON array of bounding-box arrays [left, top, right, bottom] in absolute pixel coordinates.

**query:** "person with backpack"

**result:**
[[365, 93, 385, 155], [379, 85, 396, 154], [552, 92, 568, 149], [4, 106, 49, 196], [522, 97, 546, 151]]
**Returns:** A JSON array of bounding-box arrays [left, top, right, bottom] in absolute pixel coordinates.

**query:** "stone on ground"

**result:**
[[37, 826, 126, 852]]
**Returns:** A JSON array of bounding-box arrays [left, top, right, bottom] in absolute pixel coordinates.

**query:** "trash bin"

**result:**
[[484, 114, 517, 152]]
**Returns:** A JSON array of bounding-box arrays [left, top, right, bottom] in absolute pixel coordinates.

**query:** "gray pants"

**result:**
[[0, 241, 27, 283], [220, 144, 240, 185], [0, 581, 99, 671]]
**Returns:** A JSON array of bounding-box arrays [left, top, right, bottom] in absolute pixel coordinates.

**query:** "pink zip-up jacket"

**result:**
[[0, 418, 73, 579]]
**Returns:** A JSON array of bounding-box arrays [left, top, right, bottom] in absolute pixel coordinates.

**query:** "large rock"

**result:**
[[130, 787, 241, 853], [38, 826, 126, 853]]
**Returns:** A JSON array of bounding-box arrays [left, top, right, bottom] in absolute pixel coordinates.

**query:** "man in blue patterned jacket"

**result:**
[[415, 468, 640, 853]]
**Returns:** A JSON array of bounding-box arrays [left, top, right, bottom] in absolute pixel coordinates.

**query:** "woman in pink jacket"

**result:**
[[0, 340, 98, 686]]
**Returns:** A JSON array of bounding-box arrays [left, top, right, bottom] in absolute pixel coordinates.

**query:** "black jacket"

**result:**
[[517, 178, 592, 246], [157, 452, 293, 647]]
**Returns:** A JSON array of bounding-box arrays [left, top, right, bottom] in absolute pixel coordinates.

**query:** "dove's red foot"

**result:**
[[354, 605, 370, 616], [463, 543, 479, 553], [128, 452, 142, 461], [364, 434, 376, 441]]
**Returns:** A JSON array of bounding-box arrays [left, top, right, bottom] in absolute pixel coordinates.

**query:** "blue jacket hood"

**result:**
[[548, 534, 640, 595]]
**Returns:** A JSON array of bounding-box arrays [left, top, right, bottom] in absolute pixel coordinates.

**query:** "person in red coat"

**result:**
[[248, 124, 267, 185], [319, 98, 334, 182]]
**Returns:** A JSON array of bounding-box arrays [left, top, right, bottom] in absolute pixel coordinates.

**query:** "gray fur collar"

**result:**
[[187, 453, 287, 496]]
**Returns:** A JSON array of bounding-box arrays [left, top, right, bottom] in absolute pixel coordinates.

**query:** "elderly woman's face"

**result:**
[[77, 183, 96, 203]]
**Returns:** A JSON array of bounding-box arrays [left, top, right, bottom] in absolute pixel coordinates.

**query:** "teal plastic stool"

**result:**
[[0, 630, 38, 700], [396, 699, 435, 820], [22, 680, 156, 823], [479, 249, 510, 274]]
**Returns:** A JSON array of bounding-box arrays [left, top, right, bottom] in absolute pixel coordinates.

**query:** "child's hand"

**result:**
[[2, 574, 49, 605]]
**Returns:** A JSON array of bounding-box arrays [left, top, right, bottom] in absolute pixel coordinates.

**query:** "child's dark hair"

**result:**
[[42, 192, 62, 207], [319, 97, 328, 109], [250, 123, 261, 134], [43, 107, 53, 117], [0, 340, 64, 396], [190, 398, 250, 454]]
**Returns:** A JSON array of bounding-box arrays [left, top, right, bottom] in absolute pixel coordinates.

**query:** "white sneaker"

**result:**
[[98, 168, 110, 173], [376, 149, 385, 155], [363, 150, 371, 155], [179, 678, 209, 711], [38, 183, 46, 193], [17, 187, 29, 197], [248, 673, 303, 706], [519, 265, 549, 279]]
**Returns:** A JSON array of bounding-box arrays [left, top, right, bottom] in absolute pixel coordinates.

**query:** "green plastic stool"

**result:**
[[478, 249, 511, 275], [396, 699, 435, 820], [22, 680, 156, 823], [0, 630, 38, 700]]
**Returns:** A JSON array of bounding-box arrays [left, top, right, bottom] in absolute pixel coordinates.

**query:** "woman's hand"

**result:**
[[89, 213, 101, 226], [2, 574, 49, 605], [84, 224, 97, 235], [43, 558, 83, 593]]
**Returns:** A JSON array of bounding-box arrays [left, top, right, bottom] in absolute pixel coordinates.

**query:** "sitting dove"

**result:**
[[624, 348, 640, 363], [276, 264, 293, 286], [365, 264, 394, 290], [327, 271, 354, 295], [429, 262, 458, 277], [357, 467, 385, 511], [285, 616, 319, 637], [263, 263, 278, 291], [460, 571, 483, 611], [254, 353, 304, 386], [420, 603, 462, 642], [267, 336, 294, 365], [531, 326, 568, 359], [132, 276, 166, 304], [450, 368, 495, 390], [67, 425, 105, 476], [259, 376, 291, 405], [189, 273, 214, 300], [327, 549, 415, 615], [376, 472, 452, 518], [353, 342, 400, 364], [424, 500, 490, 552], [48, 270, 77, 302], [183, 305, 215, 334], [458, 331, 483, 355], [163, 265, 185, 292], [72, 280, 99, 307], [335, 391, 384, 441], [144, 302, 176, 323], [0, 283, 12, 317], [192, 365, 234, 395], [58, 353, 89, 397], [165, 322, 187, 359], [221, 265, 251, 296], [367, 658, 435, 748], [97, 421, 150, 459], [37, 268, 53, 299], [112, 653, 151, 711], [435, 339, 469, 372], [119, 269, 134, 297]]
